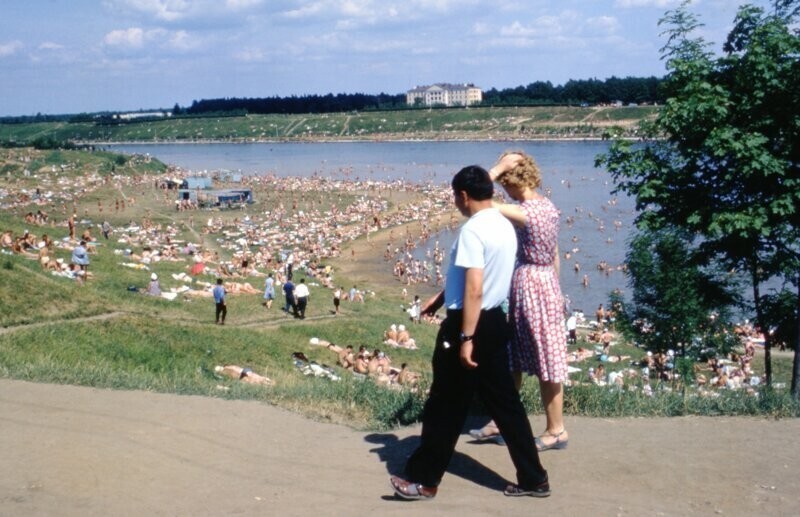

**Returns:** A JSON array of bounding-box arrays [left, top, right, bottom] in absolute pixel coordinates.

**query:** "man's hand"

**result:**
[[460, 340, 478, 369]]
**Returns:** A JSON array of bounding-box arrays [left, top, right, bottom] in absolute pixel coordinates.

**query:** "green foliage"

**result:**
[[760, 288, 798, 351], [616, 228, 738, 354], [597, 1, 800, 388]]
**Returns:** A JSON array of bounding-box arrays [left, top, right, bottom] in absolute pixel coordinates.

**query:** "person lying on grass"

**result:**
[[308, 338, 355, 369], [214, 365, 274, 386], [309, 338, 419, 388]]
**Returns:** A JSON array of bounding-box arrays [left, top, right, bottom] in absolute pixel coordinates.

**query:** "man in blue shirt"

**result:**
[[283, 278, 297, 316], [390, 165, 549, 501], [213, 278, 227, 325]]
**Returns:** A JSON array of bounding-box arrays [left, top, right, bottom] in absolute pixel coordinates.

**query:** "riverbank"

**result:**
[[81, 135, 641, 146], [0, 105, 657, 146]]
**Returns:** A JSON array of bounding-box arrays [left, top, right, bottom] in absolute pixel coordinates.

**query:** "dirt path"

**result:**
[[1, 379, 797, 516]]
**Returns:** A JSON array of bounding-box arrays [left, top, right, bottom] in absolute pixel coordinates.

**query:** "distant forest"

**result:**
[[182, 76, 663, 116], [0, 76, 663, 123]]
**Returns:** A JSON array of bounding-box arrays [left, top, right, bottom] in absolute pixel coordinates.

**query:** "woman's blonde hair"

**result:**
[[496, 151, 541, 190]]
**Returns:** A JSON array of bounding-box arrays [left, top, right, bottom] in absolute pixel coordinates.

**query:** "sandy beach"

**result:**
[[2, 379, 798, 516]]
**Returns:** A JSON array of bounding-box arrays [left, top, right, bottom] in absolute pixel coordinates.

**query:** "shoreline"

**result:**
[[82, 135, 640, 146]]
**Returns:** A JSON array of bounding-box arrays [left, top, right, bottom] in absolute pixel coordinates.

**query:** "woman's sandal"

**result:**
[[535, 429, 568, 451], [469, 425, 499, 441]]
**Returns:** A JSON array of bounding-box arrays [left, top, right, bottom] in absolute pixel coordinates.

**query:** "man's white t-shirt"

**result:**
[[567, 315, 577, 331], [444, 207, 517, 310], [294, 283, 310, 298]]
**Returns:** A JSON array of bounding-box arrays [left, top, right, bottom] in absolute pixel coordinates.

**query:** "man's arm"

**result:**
[[459, 267, 483, 369], [421, 290, 444, 315], [492, 201, 527, 227]]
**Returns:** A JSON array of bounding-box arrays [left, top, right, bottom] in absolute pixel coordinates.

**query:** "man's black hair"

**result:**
[[451, 165, 493, 201]]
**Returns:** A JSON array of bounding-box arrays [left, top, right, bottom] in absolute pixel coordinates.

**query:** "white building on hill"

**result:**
[[406, 83, 483, 107]]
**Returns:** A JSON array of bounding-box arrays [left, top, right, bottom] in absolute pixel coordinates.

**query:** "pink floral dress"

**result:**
[[507, 197, 568, 382]]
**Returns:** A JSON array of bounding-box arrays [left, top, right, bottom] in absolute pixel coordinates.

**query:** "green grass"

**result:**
[[1, 145, 797, 430], [0, 106, 658, 145]]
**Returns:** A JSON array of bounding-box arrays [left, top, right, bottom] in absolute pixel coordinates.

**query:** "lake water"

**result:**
[[108, 141, 634, 313]]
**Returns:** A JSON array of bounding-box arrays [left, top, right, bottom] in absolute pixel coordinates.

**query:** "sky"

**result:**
[[0, 0, 767, 116]]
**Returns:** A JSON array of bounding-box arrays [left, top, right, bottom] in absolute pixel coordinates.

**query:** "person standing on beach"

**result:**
[[213, 278, 227, 325], [294, 278, 310, 319], [333, 286, 342, 315], [470, 152, 569, 452], [389, 165, 550, 500], [68, 214, 76, 241], [283, 278, 297, 316], [71, 240, 90, 277], [101, 220, 112, 240], [263, 273, 275, 309]]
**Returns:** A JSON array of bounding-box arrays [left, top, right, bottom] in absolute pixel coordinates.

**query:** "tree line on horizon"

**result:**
[[179, 75, 663, 116]]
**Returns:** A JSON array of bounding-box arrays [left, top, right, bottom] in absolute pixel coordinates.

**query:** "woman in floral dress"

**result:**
[[470, 152, 569, 451]]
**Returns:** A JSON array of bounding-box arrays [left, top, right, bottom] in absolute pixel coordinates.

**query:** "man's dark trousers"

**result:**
[[404, 306, 547, 489]]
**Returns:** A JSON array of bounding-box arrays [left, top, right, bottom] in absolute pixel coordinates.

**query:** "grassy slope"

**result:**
[[0, 147, 796, 430], [0, 106, 658, 144]]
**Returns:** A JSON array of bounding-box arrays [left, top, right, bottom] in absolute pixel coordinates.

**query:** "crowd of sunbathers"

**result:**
[[3, 163, 458, 310], [308, 337, 420, 390]]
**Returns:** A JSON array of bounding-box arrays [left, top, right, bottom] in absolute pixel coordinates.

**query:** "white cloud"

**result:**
[[407, 0, 479, 13], [104, 27, 147, 48], [225, 0, 263, 10], [281, 0, 472, 25], [115, 0, 192, 21], [283, 2, 325, 19], [500, 21, 533, 37], [614, 0, 681, 7], [0, 40, 23, 57], [473, 22, 490, 35], [499, 15, 564, 38], [165, 30, 198, 51], [39, 42, 65, 51], [104, 27, 200, 53], [586, 15, 620, 34], [233, 47, 266, 62], [340, 0, 374, 18]]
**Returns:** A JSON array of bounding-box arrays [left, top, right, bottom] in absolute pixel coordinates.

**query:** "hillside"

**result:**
[[0, 106, 658, 145]]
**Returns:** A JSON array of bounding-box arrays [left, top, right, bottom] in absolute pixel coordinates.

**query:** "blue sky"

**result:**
[[0, 0, 761, 116]]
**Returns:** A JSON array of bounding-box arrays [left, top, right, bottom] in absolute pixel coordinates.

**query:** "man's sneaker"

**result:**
[[389, 475, 438, 500]]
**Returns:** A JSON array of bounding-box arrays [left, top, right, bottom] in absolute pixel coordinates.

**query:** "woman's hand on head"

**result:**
[[490, 153, 524, 180]]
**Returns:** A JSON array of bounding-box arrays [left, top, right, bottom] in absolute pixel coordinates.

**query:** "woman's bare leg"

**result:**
[[538, 380, 568, 445]]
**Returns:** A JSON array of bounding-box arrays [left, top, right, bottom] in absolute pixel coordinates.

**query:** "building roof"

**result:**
[[408, 83, 480, 93]]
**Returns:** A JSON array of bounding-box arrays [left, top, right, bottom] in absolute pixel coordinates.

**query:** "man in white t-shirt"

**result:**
[[294, 278, 310, 319], [390, 165, 550, 501], [566, 312, 578, 344]]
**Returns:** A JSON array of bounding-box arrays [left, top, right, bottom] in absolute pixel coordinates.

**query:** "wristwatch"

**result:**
[[459, 332, 474, 342]]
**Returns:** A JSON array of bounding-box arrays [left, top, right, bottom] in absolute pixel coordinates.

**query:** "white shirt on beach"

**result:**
[[294, 283, 310, 298], [444, 207, 516, 310]]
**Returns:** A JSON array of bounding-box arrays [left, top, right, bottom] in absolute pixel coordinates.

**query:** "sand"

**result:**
[[2, 379, 798, 516]]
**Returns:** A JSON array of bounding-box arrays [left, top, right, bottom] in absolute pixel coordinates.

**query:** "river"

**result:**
[[107, 141, 634, 313]]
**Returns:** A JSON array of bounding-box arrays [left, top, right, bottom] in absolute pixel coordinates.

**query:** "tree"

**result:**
[[615, 228, 739, 358], [596, 1, 800, 394]]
